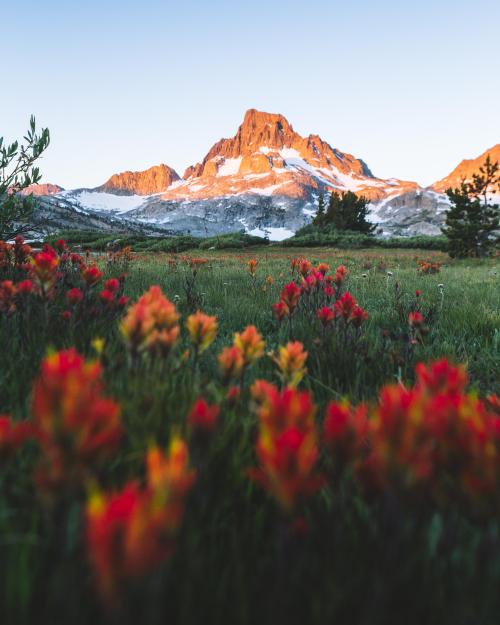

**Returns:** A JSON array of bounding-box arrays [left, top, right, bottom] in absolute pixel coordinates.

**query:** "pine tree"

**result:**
[[442, 156, 500, 258], [313, 192, 326, 226], [323, 190, 376, 234]]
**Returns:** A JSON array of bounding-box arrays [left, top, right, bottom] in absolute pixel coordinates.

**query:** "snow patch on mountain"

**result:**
[[59, 190, 146, 214], [217, 157, 243, 176]]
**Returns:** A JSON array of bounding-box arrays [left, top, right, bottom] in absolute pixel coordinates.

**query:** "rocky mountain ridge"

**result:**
[[23, 109, 498, 239], [431, 144, 500, 193]]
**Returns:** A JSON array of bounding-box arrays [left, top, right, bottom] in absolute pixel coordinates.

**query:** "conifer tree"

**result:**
[[323, 190, 376, 234], [313, 191, 326, 226], [442, 156, 500, 257]]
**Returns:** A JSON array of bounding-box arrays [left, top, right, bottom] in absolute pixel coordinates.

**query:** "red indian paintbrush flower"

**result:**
[[248, 382, 323, 511], [30, 247, 59, 296], [323, 401, 369, 476], [233, 325, 265, 366], [316, 262, 330, 276], [272, 301, 289, 322], [408, 311, 424, 328], [82, 265, 103, 287], [247, 259, 258, 276], [272, 341, 308, 387], [334, 291, 356, 320], [120, 285, 180, 358], [218, 345, 245, 383], [32, 349, 123, 491], [350, 359, 500, 506], [186, 311, 218, 354], [187, 398, 220, 433], [86, 435, 195, 602], [16, 279, 34, 295], [317, 306, 335, 327], [279, 282, 301, 314], [334, 264, 348, 285], [66, 287, 84, 306]]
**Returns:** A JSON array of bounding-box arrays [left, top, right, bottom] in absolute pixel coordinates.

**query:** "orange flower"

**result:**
[[247, 259, 258, 276], [272, 301, 289, 322], [86, 436, 195, 602], [120, 285, 180, 357], [266, 275, 274, 285], [233, 325, 265, 366], [186, 311, 218, 354], [298, 259, 313, 277], [316, 262, 330, 275], [218, 346, 245, 383], [334, 264, 348, 284], [32, 349, 122, 491], [279, 282, 301, 314], [146, 436, 196, 498], [273, 341, 308, 387], [248, 382, 323, 511]]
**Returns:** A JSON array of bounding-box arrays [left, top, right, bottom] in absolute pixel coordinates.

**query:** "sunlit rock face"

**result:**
[[431, 145, 500, 193], [98, 164, 180, 196], [19, 183, 64, 196]]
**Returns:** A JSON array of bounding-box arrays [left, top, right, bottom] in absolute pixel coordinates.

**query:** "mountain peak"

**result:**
[[99, 163, 180, 196], [19, 183, 64, 196], [432, 144, 500, 192]]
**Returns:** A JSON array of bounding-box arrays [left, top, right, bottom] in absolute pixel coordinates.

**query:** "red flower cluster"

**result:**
[[248, 381, 323, 512], [334, 292, 369, 328], [188, 397, 220, 433], [0, 236, 32, 270], [86, 436, 195, 602], [99, 278, 129, 310], [32, 349, 123, 491], [417, 260, 441, 274], [324, 359, 500, 509], [273, 281, 301, 322]]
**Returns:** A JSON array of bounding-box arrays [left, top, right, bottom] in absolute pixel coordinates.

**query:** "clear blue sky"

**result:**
[[3, 0, 499, 189]]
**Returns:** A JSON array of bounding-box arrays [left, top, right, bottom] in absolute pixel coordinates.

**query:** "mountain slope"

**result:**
[[432, 144, 500, 193]]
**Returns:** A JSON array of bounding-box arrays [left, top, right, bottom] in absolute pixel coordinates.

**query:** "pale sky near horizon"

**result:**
[[3, 0, 499, 189]]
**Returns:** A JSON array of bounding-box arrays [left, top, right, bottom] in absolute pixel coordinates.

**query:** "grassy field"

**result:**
[[0, 242, 499, 625]]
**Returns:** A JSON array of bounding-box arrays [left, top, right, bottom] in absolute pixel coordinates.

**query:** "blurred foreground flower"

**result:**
[[32, 349, 123, 491], [272, 341, 308, 387], [186, 310, 218, 354], [121, 285, 180, 359], [86, 436, 195, 602], [248, 382, 323, 512]]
